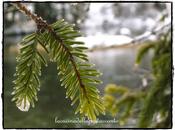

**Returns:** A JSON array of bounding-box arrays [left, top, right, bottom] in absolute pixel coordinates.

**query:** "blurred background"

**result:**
[[3, 2, 171, 128]]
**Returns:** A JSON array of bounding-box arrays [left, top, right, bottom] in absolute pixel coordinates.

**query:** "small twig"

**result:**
[[87, 22, 171, 52], [130, 22, 171, 44]]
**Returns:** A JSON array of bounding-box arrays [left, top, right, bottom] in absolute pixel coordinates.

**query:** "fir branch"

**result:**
[[11, 3, 105, 121], [13, 4, 89, 98]]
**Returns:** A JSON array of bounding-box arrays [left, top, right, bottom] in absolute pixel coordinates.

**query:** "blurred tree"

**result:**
[[4, 3, 17, 28], [137, 31, 171, 128], [69, 3, 90, 30], [60, 3, 66, 19], [34, 3, 57, 24], [103, 29, 172, 128], [103, 84, 145, 125]]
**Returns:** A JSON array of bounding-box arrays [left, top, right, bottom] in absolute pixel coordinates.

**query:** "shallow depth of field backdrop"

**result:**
[[3, 2, 171, 128]]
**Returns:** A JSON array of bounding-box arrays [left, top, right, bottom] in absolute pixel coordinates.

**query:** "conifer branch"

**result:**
[[13, 3, 88, 98], [11, 3, 105, 121]]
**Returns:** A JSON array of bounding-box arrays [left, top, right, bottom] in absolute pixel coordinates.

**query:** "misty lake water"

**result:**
[[4, 36, 152, 128]]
